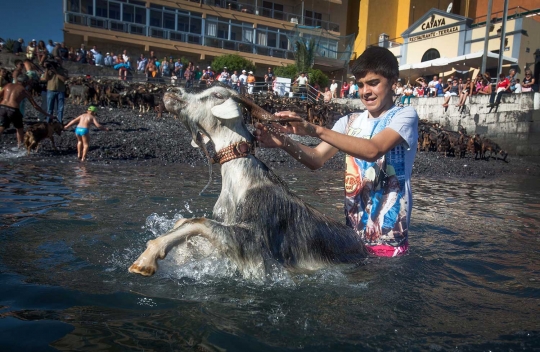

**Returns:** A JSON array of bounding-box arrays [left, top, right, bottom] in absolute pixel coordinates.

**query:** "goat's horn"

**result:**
[[232, 95, 303, 123]]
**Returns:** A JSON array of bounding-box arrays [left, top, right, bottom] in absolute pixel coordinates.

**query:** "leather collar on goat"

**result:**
[[213, 141, 254, 165]]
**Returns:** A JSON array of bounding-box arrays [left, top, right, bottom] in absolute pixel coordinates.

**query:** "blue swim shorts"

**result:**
[[75, 127, 89, 136]]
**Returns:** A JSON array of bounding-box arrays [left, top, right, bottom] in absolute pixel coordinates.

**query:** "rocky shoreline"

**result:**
[[1, 97, 539, 180]]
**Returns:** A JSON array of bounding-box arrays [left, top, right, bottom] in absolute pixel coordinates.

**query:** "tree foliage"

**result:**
[[4, 39, 16, 54], [293, 39, 316, 74], [273, 65, 329, 88], [273, 64, 297, 79], [308, 68, 329, 88], [211, 54, 256, 74]]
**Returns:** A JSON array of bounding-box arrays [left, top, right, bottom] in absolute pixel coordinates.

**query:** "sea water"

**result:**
[[0, 156, 539, 351]]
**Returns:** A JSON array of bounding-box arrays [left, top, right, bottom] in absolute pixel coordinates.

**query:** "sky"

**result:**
[[1, 1, 64, 44]]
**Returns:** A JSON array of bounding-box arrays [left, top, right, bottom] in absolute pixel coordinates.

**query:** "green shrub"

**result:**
[[273, 64, 297, 79], [211, 54, 256, 74], [273, 65, 329, 88], [4, 39, 16, 53]]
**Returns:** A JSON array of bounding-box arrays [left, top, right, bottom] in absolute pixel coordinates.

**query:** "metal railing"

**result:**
[[203, 0, 340, 32], [66, 12, 296, 56]]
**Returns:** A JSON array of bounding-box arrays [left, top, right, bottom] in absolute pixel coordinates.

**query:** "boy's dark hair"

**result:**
[[350, 46, 399, 82]]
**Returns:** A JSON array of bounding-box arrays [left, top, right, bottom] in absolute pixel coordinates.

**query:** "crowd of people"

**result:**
[[390, 69, 537, 111]]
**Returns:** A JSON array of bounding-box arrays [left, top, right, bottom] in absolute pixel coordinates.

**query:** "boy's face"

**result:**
[[355, 72, 394, 116]]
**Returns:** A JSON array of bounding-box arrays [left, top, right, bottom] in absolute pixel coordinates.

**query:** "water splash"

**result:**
[[143, 212, 185, 236], [0, 147, 26, 160]]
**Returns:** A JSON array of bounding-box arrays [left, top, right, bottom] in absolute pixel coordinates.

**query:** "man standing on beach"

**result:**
[[330, 80, 338, 99], [45, 60, 68, 123], [0, 75, 55, 148]]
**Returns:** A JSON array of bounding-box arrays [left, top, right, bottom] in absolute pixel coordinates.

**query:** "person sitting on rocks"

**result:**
[[137, 54, 147, 72], [456, 77, 473, 107], [13, 38, 24, 56], [522, 69, 535, 92], [26, 39, 37, 62], [77, 44, 87, 64], [46, 40, 55, 55], [174, 58, 183, 77], [94, 51, 103, 67], [12, 60, 26, 83], [488, 73, 510, 108], [58, 43, 69, 61], [145, 58, 158, 82], [442, 78, 459, 107], [400, 84, 414, 106], [104, 52, 113, 67], [36, 40, 49, 67], [514, 79, 522, 93], [323, 86, 332, 103]]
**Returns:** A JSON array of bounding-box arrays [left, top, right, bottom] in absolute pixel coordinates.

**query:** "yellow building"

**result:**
[[386, 7, 540, 80], [350, 0, 540, 62], [62, 0, 354, 76], [351, 0, 460, 59]]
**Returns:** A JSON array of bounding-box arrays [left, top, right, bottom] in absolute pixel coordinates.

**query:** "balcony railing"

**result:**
[[64, 12, 345, 63], [64, 12, 297, 57], [203, 0, 340, 33]]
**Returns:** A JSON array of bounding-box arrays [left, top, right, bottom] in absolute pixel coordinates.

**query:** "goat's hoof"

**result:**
[[128, 262, 157, 276]]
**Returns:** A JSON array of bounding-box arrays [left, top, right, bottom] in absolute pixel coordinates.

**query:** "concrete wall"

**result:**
[[334, 92, 540, 156]]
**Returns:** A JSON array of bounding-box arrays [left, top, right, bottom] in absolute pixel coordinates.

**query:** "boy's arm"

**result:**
[[64, 116, 80, 129], [92, 117, 109, 131]]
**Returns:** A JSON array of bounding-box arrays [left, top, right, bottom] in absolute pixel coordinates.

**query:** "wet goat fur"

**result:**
[[24, 121, 63, 154], [213, 161, 368, 270], [129, 85, 368, 278]]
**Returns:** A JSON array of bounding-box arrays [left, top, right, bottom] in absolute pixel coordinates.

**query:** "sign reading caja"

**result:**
[[409, 25, 458, 42]]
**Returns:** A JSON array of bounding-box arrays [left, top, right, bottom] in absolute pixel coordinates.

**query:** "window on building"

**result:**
[[123, 4, 134, 22], [96, 0, 108, 17], [217, 21, 229, 39], [190, 15, 202, 34], [304, 10, 322, 27], [177, 14, 189, 32], [243, 28, 254, 43], [207, 21, 217, 37], [257, 31, 267, 46], [82, 0, 93, 14], [109, 1, 121, 20], [257, 26, 279, 48], [67, 0, 79, 12], [230, 24, 241, 41], [150, 9, 162, 27], [164, 11, 175, 30], [421, 48, 440, 62], [262, 1, 284, 20], [279, 33, 290, 50], [135, 6, 146, 24]]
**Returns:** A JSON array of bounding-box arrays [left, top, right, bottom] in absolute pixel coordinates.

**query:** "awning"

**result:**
[[399, 51, 518, 77]]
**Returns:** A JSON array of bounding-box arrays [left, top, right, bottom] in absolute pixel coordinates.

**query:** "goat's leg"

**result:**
[[129, 218, 227, 276]]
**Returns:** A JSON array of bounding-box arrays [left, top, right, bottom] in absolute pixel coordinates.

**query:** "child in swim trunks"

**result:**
[[64, 106, 109, 161]]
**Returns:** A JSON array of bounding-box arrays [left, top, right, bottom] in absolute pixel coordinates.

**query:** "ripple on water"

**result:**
[[0, 162, 539, 350]]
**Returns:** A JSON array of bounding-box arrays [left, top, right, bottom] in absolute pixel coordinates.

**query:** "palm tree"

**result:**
[[293, 38, 316, 73]]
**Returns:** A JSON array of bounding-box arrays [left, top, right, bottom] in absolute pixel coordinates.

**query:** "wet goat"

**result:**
[[129, 85, 368, 279]]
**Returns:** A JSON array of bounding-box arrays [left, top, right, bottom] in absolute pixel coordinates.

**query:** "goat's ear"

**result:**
[[210, 98, 240, 120]]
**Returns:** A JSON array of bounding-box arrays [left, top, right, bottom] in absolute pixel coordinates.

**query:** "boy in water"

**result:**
[[64, 106, 109, 161], [255, 46, 418, 257]]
